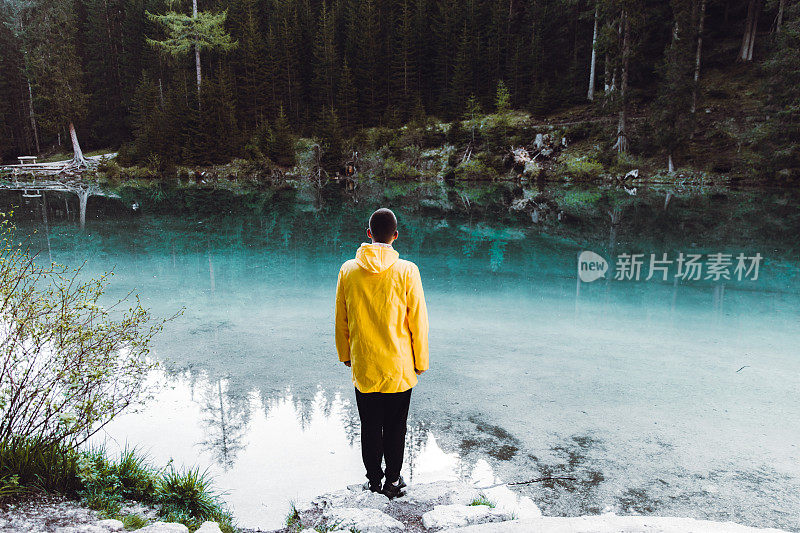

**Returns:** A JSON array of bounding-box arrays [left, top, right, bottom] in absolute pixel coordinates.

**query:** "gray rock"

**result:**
[[194, 522, 223, 533], [96, 519, 125, 531], [322, 507, 404, 533], [135, 522, 190, 533], [403, 481, 481, 507], [313, 488, 390, 511], [55, 526, 106, 533], [421, 504, 511, 530]]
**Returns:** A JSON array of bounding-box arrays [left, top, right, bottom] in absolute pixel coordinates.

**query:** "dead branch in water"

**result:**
[[475, 476, 578, 490]]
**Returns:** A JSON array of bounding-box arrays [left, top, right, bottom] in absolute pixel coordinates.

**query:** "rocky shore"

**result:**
[[0, 494, 225, 533], [0, 481, 790, 533], [283, 480, 789, 533]]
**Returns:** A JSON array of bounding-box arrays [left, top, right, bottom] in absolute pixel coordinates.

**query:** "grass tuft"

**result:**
[[469, 494, 496, 508], [285, 501, 302, 531]]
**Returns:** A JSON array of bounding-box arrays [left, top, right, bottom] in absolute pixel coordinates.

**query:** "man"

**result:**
[[335, 207, 429, 499]]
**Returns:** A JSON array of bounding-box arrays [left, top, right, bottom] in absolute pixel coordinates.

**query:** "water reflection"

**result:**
[[5, 185, 800, 531], [95, 371, 480, 530]]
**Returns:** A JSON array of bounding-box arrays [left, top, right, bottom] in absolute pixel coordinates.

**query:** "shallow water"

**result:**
[[4, 184, 800, 531]]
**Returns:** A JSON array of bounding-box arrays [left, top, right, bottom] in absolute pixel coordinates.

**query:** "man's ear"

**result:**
[[393, 230, 399, 241], [367, 228, 372, 240]]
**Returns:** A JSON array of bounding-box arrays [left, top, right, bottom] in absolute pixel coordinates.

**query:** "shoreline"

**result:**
[[2, 480, 791, 533]]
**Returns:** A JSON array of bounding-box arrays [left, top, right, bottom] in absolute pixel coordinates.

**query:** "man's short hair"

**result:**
[[369, 208, 398, 243]]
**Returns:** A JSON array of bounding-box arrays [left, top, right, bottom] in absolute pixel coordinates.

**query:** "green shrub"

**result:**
[[454, 158, 499, 181], [156, 467, 234, 532], [381, 158, 421, 180], [0, 437, 81, 497], [121, 514, 149, 530], [562, 154, 604, 180], [469, 494, 495, 508]]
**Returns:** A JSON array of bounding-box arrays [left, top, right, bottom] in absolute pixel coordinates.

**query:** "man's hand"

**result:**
[[343, 360, 351, 367], [415, 368, 425, 375]]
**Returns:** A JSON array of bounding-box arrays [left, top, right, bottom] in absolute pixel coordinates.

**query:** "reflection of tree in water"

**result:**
[[403, 418, 430, 483], [198, 378, 252, 471], [341, 402, 360, 447], [457, 224, 525, 272]]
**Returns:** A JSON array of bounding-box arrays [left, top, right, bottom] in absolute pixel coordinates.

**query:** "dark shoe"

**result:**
[[382, 475, 406, 499], [362, 480, 381, 493]]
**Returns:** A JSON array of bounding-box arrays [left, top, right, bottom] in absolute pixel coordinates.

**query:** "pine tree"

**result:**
[[268, 106, 296, 167], [758, 0, 800, 177], [337, 59, 358, 134], [146, 3, 237, 98], [651, 0, 696, 171], [351, 0, 381, 125], [24, 0, 89, 167], [388, 0, 418, 121], [495, 79, 511, 113], [230, 0, 269, 130], [318, 105, 343, 172], [313, 1, 338, 114]]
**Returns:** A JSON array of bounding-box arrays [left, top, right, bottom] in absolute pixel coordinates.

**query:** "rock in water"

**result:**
[[421, 504, 511, 530], [321, 507, 404, 533], [313, 488, 391, 511], [135, 522, 190, 533], [96, 519, 125, 531], [403, 481, 481, 506], [195, 522, 224, 533]]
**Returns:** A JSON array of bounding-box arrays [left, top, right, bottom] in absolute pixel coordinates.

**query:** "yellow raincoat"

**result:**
[[335, 243, 429, 393]]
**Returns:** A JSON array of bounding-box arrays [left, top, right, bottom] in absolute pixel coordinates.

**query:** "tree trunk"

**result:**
[[604, 54, 611, 93], [774, 0, 785, 33], [27, 80, 40, 154], [691, 0, 707, 114], [78, 189, 89, 229], [615, 11, 630, 153], [588, 5, 599, 101], [193, 0, 201, 99], [68, 122, 87, 168], [668, 153, 675, 172], [738, 0, 761, 61]]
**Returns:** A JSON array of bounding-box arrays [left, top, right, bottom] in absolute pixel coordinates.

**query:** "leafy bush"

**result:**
[[0, 216, 167, 447], [562, 154, 604, 180], [157, 467, 234, 532], [0, 436, 81, 496], [381, 158, 421, 180], [453, 158, 499, 181], [78, 446, 156, 507]]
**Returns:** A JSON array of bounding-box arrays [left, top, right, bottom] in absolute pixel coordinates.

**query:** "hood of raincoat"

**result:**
[[355, 243, 400, 273]]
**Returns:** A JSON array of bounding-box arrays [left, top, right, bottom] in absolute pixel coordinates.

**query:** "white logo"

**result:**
[[578, 251, 608, 282]]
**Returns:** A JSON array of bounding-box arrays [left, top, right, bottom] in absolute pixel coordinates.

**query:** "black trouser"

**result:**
[[354, 386, 412, 486]]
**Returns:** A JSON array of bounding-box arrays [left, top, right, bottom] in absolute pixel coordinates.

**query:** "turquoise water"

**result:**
[[4, 184, 800, 530]]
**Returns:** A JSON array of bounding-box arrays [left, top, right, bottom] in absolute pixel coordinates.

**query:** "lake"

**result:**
[[3, 181, 799, 531]]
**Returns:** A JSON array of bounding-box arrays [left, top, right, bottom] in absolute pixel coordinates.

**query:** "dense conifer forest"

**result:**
[[0, 0, 797, 179]]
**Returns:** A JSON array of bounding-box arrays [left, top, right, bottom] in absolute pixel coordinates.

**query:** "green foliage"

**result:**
[[495, 80, 511, 114], [561, 154, 605, 180], [756, 1, 800, 179], [286, 501, 302, 530], [381, 158, 422, 180], [78, 446, 156, 507], [469, 494, 496, 508], [0, 217, 167, 447], [317, 106, 344, 172], [156, 467, 234, 532], [120, 514, 149, 530], [269, 107, 297, 167], [146, 10, 237, 57], [0, 436, 81, 497], [454, 157, 499, 181]]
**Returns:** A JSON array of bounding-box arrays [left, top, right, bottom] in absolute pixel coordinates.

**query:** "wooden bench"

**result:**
[[18, 156, 37, 165]]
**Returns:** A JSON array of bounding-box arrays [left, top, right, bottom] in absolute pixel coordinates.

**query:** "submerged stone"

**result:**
[[321, 507, 405, 533], [421, 504, 511, 530]]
